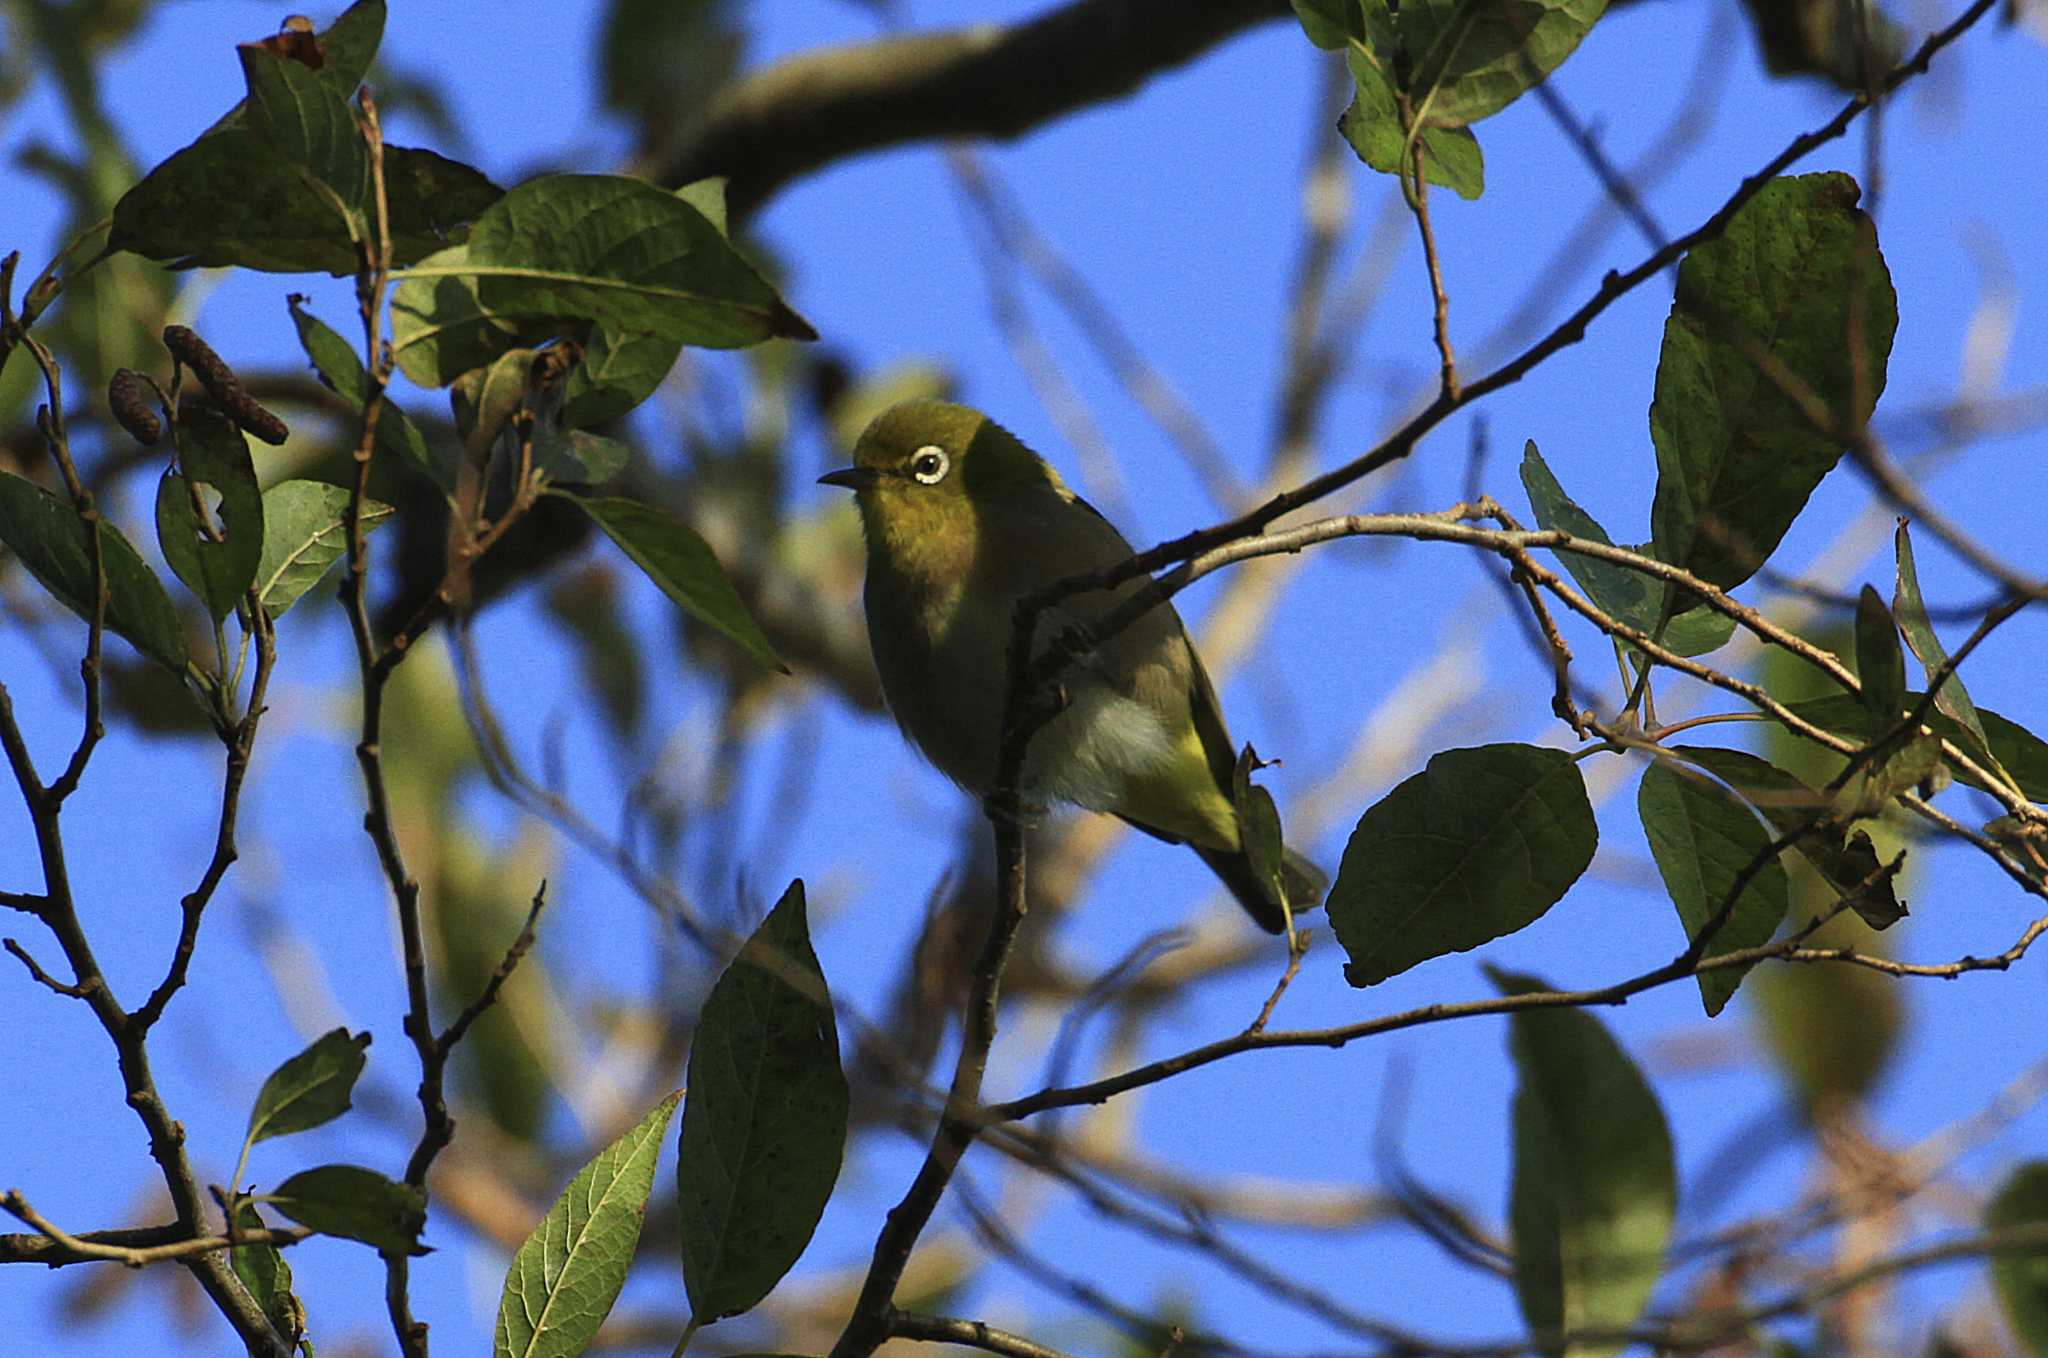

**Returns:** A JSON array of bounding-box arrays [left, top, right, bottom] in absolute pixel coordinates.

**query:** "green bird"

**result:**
[[820, 399, 1324, 934]]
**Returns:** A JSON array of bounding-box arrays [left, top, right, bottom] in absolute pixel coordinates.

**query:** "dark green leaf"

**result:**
[[1649, 173, 1896, 595], [1782, 695, 2048, 802], [1291, 0, 1368, 48], [1491, 967, 1675, 1358], [1893, 520, 2004, 776], [1854, 584, 1907, 737], [1518, 441, 1735, 657], [0, 472, 188, 672], [562, 326, 682, 428], [239, 42, 365, 214], [289, 297, 445, 487], [254, 480, 394, 620], [496, 1090, 683, 1358], [111, 133, 500, 275], [1328, 744, 1597, 987], [1339, 55, 1485, 200], [1676, 746, 1906, 929], [1232, 745, 1289, 917], [535, 429, 631, 485], [155, 404, 264, 621], [1985, 1161, 2048, 1354], [230, 1202, 305, 1347], [388, 241, 543, 386], [678, 882, 847, 1324], [1637, 760, 1790, 1016], [564, 492, 784, 673], [245, 1028, 371, 1147], [267, 1164, 427, 1257], [313, 0, 386, 98], [1355, 0, 1609, 129], [391, 174, 813, 381]]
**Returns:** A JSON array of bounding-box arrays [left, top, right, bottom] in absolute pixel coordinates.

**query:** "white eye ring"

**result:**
[[909, 445, 950, 485]]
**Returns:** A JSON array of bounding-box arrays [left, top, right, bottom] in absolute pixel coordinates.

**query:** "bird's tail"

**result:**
[[1193, 843, 1328, 936]]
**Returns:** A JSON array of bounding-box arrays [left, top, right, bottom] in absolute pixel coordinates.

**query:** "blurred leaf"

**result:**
[[561, 325, 682, 428], [1740, 0, 1904, 89], [1339, 54, 1485, 200], [562, 491, 785, 673], [1751, 909, 1902, 1112], [267, 1165, 427, 1257], [1781, 695, 2048, 803], [1677, 747, 1905, 930], [825, 359, 953, 451], [496, 1089, 683, 1358], [1518, 442, 1734, 657], [1350, 0, 1609, 129], [1232, 745, 1289, 915], [245, 1028, 371, 1147], [229, 1202, 305, 1348], [1649, 173, 1896, 596], [1329, 744, 1598, 987], [253, 480, 394, 620], [678, 881, 847, 1324], [1985, 1161, 2048, 1354], [599, 0, 742, 144], [534, 429, 631, 486], [288, 297, 445, 487], [1492, 967, 1675, 1358], [1894, 520, 2005, 777], [1854, 584, 1907, 737], [545, 566, 644, 738], [1638, 760, 1789, 1016], [154, 404, 263, 621], [0, 471, 188, 672]]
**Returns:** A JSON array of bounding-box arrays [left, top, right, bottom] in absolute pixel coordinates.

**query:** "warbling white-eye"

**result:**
[[821, 399, 1323, 933]]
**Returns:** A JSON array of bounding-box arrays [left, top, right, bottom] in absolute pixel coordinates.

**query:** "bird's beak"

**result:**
[[818, 466, 877, 490]]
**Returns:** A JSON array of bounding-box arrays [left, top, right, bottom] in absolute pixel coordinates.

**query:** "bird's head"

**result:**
[[820, 400, 1065, 569]]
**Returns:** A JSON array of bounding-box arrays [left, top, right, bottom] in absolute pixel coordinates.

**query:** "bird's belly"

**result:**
[[1029, 685, 1178, 812]]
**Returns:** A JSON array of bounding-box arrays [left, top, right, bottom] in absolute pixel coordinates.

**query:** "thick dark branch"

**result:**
[[654, 0, 1289, 217]]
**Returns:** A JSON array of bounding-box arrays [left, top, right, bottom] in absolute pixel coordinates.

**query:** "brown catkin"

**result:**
[[161, 324, 290, 446], [107, 368, 161, 446]]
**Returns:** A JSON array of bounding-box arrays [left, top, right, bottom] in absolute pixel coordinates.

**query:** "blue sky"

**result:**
[[3, 2, 2047, 1354]]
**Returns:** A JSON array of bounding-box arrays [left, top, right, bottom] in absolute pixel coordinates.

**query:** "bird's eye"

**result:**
[[910, 445, 951, 485]]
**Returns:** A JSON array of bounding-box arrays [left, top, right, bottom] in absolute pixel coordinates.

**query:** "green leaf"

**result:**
[[239, 41, 365, 215], [0, 471, 188, 672], [561, 325, 682, 428], [1780, 695, 2048, 804], [1328, 744, 1598, 987], [1490, 967, 1675, 1358], [315, 0, 387, 97], [253, 480, 395, 620], [245, 1028, 371, 1147], [674, 177, 731, 239], [563, 492, 784, 673], [678, 881, 847, 1324], [391, 173, 814, 379], [1740, 0, 1904, 90], [450, 348, 539, 463], [289, 297, 445, 487], [1339, 55, 1485, 200], [1231, 745, 1289, 917], [1358, 0, 1609, 129], [496, 1090, 683, 1358], [1676, 746, 1905, 930], [111, 135, 501, 275], [389, 241, 543, 387], [1854, 584, 1907, 738], [230, 1202, 305, 1347], [267, 1164, 427, 1257], [534, 429, 631, 486], [1637, 760, 1789, 1016], [154, 404, 264, 621], [1648, 172, 1897, 595], [1893, 519, 2004, 776], [1518, 441, 1734, 657], [1291, 0, 1368, 49], [1985, 1161, 2048, 1355]]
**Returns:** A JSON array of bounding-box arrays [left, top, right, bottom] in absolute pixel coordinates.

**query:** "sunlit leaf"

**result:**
[[1329, 744, 1598, 987], [245, 1028, 371, 1147], [253, 480, 394, 620], [1339, 52, 1484, 199]]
